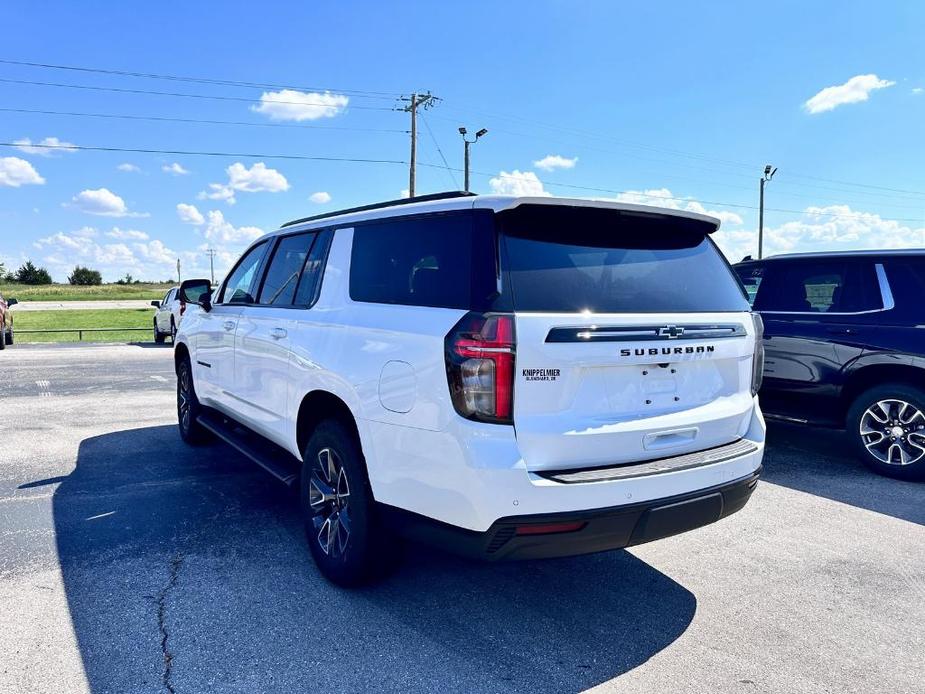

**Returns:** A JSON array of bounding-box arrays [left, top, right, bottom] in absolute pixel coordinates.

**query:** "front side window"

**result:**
[[752, 261, 882, 313], [219, 241, 268, 304], [259, 232, 317, 306]]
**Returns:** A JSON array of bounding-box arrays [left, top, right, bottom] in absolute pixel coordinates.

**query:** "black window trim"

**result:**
[[748, 260, 894, 316]]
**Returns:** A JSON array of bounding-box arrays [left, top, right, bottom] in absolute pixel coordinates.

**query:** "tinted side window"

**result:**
[[259, 232, 317, 306], [734, 265, 764, 307], [219, 241, 268, 304], [885, 259, 925, 318], [294, 229, 332, 306], [754, 261, 881, 313], [350, 213, 490, 310]]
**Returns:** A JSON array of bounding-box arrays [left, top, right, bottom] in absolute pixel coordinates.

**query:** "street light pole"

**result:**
[[458, 127, 488, 192], [758, 164, 777, 259]]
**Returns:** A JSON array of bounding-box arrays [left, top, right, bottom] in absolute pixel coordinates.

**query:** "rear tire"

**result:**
[[170, 318, 177, 343], [0, 324, 6, 351], [299, 419, 397, 586], [847, 383, 925, 481], [154, 319, 165, 344], [177, 356, 209, 445], [5, 328, 12, 346]]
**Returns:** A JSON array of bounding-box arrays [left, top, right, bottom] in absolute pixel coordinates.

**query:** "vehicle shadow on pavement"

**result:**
[[53, 425, 696, 694], [762, 422, 924, 526]]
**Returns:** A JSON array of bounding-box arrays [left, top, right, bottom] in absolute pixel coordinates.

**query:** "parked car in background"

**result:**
[[0, 293, 17, 350], [151, 287, 181, 343], [735, 250, 925, 480], [174, 193, 765, 585]]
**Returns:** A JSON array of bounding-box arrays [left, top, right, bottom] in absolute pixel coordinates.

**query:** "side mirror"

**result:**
[[6, 298, 17, 307], [150, 300, 161, 308], [179, 278, 213, 312]]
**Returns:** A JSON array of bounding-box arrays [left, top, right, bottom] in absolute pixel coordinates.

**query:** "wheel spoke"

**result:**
[[868, 402, 890, 424], [309, 475, 336, 509]]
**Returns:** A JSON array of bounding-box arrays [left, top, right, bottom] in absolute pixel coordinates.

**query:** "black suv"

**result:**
[[735, 251, 925, 480]]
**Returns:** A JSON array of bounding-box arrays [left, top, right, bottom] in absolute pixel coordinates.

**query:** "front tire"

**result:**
[[0, 325, 5, 351], [5, 328, 12, 346], [177, 356, 209, 445], [170, 318, 177, 343], [848, 383, 925, 480], [300, 419, 396, 586]]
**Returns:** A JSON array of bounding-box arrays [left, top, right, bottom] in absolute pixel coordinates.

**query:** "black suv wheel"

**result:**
[[177, 355, 209, 444], [848, 383, 925, 480], [300, 419, 396, 586]]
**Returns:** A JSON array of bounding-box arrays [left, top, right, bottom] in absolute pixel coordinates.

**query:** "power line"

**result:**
[[0, 78, 398, 110], [420, 112, 458, 189], [0, 107, 409, 134], [0, 141, 407, 165], [0, 58, 400, 99]]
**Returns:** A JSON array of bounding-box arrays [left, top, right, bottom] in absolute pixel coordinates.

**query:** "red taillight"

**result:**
[[445, 312, 516, 424], [180, 301, 186, 317]]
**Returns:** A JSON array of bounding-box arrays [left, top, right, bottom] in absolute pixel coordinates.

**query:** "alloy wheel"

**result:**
[[178, 364, 192, 433], [859, 399, 925, 466], [309, 447, 351, 557]]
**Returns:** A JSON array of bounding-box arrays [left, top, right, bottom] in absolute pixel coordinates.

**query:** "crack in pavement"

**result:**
[[156, 553, 184, 694]]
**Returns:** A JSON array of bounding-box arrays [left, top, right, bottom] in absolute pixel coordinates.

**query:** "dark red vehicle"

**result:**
[[0, 292, 17, 350]]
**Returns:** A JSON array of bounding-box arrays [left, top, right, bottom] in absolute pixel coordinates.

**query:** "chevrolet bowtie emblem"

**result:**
[[657, 325, 685, 339]]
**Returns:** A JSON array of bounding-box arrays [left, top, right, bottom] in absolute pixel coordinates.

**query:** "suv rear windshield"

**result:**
[[497, 205, 749, 313]]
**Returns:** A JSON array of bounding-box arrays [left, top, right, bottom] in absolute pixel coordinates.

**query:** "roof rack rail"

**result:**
[[280, 191, 476, 228]]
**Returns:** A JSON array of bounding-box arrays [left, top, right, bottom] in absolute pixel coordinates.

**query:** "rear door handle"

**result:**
[[223, 320, 236, 331], [270, 328, 288, 340]]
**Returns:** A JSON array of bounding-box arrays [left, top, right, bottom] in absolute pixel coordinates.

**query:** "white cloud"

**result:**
[[117, 163, 141, 173], [804, 74, 895, 114], [162, 162, 190, 176], [202, 210, 264, 244], [67, 188, 147, 217], [488, 170, 551, 197], [309, 191, 332, 204], [177, 203, 205, 225], [400, 189, 410, 199], [13, 136, 78, 156], [33, 230, 178, 282], [0, 157, 45, 187], [251, 89, 349, 121], [198, 161, 289, 205], [106, 228, 149, 240], [913, 87, 924, 95], [533, 154, 578, 171]]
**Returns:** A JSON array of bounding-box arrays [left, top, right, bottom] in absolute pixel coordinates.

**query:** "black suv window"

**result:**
[[752, 260, 882, 313], [259, 232, 317, 306], [498, 205, 749, 313], [349, 213, 494, 310], [218, 241, 268, 304]]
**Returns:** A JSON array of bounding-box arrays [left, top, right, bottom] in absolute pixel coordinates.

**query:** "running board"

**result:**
[[763, 412, 809, 425], [196, 411, 299, 486]]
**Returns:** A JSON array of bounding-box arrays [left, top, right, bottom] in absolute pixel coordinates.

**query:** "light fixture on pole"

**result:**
[[758, 164, 777, 259], [459, 126, 488, 193]]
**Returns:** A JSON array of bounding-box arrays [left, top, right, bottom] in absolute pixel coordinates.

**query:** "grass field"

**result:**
[[13, 308, 156, 343], [0, 283, 174, 302]]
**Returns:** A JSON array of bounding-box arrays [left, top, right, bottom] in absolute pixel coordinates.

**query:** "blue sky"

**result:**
[[1, 1, 923, 282]]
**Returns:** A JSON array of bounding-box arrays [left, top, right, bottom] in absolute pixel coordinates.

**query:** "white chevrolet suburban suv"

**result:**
[[174, 193, 765, 585]]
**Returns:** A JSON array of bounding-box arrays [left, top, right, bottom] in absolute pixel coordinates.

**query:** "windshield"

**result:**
[[497, 205, 750, 313]]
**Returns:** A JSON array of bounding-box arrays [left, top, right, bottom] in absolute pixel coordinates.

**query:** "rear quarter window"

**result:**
[[349, 212, 495, 310]]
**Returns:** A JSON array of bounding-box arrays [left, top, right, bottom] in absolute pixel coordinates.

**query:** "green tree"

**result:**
[[68, 265, 103, 285], [15, 260, 53, 285]]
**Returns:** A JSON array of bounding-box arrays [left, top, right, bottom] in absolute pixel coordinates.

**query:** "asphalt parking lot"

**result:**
[[1, 344, 923, 694]]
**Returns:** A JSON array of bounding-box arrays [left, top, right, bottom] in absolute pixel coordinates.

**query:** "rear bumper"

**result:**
[[384, 467, 761, 561]]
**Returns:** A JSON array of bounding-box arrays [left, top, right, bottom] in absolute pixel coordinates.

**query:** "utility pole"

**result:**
[[400, 92, 436, 198], [205, 248, 217, 286], [758, 164, 777, 259], [458, 127, 488, 193], [176, 258, 181, 283]]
